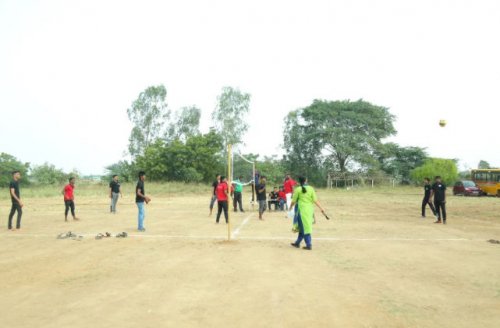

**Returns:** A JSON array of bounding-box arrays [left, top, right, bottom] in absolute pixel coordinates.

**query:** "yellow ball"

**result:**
[[439, 119, 447, 127]]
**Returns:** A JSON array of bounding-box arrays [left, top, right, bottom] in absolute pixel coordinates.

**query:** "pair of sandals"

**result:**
[[95, 232, 128, 239], [57, 231, 83, 241]]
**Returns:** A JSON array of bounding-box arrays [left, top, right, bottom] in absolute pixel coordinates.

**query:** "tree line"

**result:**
[[3, 84, 494, 187]]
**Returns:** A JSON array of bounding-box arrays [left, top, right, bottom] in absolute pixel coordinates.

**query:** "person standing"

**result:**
[[421, 177, 437, 219], [109, 175, 122, 213], [8, 171, 23, 231], [62, 177, 79, 222], [289, 176, 326, 250], [256, 176, 267, 220], [232, 176, 252, 212], [136, 171, 150, 231], [268, 187, 280, 211], [431, 176, 447, 224], [283, 174, 297, 212], [215, 176, 229, 224], [209, 174, 221, 216]]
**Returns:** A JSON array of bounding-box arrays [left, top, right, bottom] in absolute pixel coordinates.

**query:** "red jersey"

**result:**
[[63, 184, 74, 201], [283, 179, 296, 194], [216, 182, 228, 201], [278, 191, 286, 201]]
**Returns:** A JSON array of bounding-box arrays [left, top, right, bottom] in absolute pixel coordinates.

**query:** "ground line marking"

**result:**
[[232, 213, 254, 238], [0, 233, 488, 242]]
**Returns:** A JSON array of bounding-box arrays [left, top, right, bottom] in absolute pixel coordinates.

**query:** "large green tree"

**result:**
[[376, 143, 427, 182], [127, 85, 170, 157], [212, 86, 251, 148], [284, 99, 396, 173], [166, 106, 201, 142], [135, 130, 223, 182], [0, 153, 29, 187]]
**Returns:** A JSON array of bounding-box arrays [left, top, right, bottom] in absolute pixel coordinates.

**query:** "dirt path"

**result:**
[[0, 189, 499, 327]]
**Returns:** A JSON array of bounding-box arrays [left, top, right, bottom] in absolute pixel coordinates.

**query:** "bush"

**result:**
[[410, 158, 458, 185]]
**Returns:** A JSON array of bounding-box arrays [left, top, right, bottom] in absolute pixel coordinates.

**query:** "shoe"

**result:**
[[443, 220, 446, 225], [434, 214, 439, 219], [290, 243, 299, 248], [138, 228, 146, 232], [302, 246, 312, 250], [434, 220, 442, 224], [421, 216, 426, 218]]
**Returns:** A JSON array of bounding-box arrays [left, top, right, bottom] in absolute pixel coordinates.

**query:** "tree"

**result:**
[[127, 85, 170, 157], [478, 160, 491, 169], [376, 143, 427, 182], [283, 110, 326, 185], [135, 130, 224, 183], [0, 153, 29, 187], [30, 163, 67, 185], [212, 86, 251, 148], [284, 99, 396, 173], [103, 160, 136, 182], [165, 106, 201, 142], [410, 158, 459, 185]]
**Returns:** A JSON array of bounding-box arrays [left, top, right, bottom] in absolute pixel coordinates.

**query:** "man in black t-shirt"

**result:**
[[268, 187, 280, 211], [431, 176, 447, 224], [109, 175, 122, 213], [256, 176, 267, 220], [8, 171, 23, 230], [421, 177, 437, 218], [209, 174, 221, 216], [135, 171, 151, 232]]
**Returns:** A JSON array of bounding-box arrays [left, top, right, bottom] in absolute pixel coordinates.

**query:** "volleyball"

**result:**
[[439, 119, 447, 127]]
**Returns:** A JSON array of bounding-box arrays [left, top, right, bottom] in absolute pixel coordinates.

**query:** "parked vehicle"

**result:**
[[453, 180, 484, 196], [471, 169, 500, 196]]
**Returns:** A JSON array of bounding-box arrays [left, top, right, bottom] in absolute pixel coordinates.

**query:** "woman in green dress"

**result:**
[[290, 176, 326, 250]]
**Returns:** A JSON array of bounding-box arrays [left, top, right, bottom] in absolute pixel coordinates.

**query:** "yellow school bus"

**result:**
[[471, 169, 500, 196]]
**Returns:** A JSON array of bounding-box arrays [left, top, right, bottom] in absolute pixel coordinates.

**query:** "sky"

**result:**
[[1, 0, 499, 175]]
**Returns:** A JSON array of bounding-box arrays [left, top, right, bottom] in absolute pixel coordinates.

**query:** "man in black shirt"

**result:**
[[431, 176, 447, 224], [421, 177, 437, 218], [256, 176, 267, 220], [268, 187, 280, 211], [8, 171, 23, 230], [136, 171, 151, 232], [209, 174, 221, 216], [109, 175, 122, 213]]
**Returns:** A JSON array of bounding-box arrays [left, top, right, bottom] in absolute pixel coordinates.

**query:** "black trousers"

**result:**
[[233, 192, 243, 211], [422, 197, 436, 217], [65, 200, 76, 217], [8, 203, 22, 229], [434, 200, 447, 220], [216, 200, 228, 223]]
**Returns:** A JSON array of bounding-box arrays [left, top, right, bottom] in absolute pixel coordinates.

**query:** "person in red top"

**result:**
[[62, 177, 79, 222], [284, 174, 297, 211], [215, 176, 229, 224]]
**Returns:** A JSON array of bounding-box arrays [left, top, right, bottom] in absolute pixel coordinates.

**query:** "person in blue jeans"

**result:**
[[135, 171, 151, 232]]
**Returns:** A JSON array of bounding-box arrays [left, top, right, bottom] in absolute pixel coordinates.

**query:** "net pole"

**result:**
[[252, 162, 256, 209], [227, 144, 232, 241]]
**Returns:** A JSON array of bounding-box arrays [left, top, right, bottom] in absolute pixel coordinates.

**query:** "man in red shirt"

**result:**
[[284, 174, 297, 211], [62, 177, 79, 222], [215, 176, 229, 224]]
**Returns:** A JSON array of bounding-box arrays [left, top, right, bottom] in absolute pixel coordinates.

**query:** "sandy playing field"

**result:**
[[0, 186, 499, 328]]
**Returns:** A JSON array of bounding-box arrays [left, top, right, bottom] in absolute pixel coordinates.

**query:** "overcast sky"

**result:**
[[1, 0, 499, 175]]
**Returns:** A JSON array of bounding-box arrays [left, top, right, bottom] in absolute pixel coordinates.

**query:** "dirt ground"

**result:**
[[0, 187, 499, 328]]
